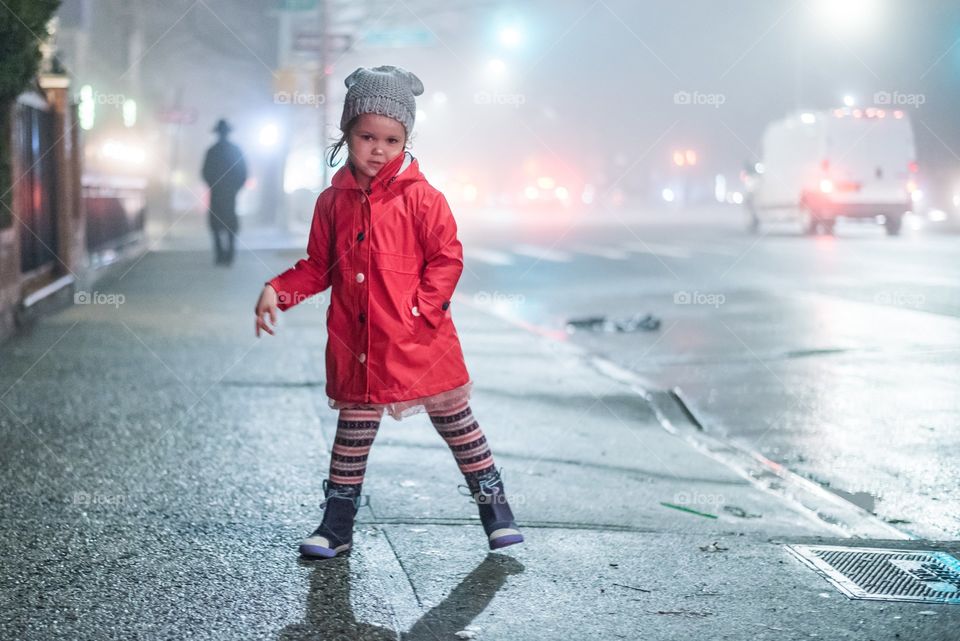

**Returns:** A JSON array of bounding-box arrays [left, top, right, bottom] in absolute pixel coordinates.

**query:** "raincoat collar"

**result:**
[[332, 150, 420, 193]]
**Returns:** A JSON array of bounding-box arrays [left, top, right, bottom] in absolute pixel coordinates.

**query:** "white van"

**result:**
[[745, 108, 918, 236]]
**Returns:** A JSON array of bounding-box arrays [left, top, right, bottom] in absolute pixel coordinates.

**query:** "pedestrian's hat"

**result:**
[[340, 65, 424, 135]]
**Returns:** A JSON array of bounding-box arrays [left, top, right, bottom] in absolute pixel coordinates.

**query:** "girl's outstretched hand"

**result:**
[[255, 285, 279, 337]]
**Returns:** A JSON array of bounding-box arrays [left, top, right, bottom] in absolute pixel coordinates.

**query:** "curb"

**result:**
[[587, 355, 914, 541], [455, 293, 914, 541]]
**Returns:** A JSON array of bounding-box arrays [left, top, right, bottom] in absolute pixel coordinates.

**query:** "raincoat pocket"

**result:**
[[372, 250, 420, 275], [403, 286, 436, 339]]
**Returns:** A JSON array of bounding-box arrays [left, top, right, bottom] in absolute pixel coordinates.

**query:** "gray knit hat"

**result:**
[[340, 65, 425, 135]]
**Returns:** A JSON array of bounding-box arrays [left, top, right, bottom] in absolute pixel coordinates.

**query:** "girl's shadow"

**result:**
[[277, 552, 525, 641]]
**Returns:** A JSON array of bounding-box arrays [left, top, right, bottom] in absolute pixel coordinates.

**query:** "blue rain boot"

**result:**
[[299, 480, 367, 559], [461, 467, 524, 550]]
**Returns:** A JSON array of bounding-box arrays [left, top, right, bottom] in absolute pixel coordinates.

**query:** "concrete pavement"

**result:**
[[1, 231, 958, 639]]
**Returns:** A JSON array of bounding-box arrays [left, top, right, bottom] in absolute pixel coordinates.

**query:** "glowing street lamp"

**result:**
[[813, 0, 882, 38], [498, 26, 523, 48], [259, 122, 281, 149], [486, 58, 507, 75]]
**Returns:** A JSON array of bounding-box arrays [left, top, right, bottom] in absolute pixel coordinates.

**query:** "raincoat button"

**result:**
[[357, 231, 364, 241], [355, 272, 365, 283], [359, 312, 366, 323], [441, 301, 450, 310], [358, 352, 366, 363], [411, 305, 420, 317]]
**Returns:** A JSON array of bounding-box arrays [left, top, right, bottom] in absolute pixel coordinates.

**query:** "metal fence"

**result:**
[[13, 100, 59, 274]]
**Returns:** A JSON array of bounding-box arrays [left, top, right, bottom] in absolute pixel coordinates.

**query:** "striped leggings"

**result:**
[[328, 401, 494, 486]]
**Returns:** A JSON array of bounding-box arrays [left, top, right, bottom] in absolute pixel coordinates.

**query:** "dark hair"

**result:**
[[325, 116, 412, 168], [325, 118, 354, 168]]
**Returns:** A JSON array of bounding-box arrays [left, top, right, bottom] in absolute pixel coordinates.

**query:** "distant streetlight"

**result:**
[[79, 85, 95, 130], [843, 95, 856, 107], [486, 58, 507, 75], [672, 149, 698, 167], [813, 0, 882, 37], [259, 122, 281, 149], [122, 99, 137, 128], [796, 1, 882, 108], [498, 26, 523, 48]]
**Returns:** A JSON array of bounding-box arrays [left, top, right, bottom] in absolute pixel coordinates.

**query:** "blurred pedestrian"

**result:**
[[254, 65, 523, 559], [202, 118, 247, 266]]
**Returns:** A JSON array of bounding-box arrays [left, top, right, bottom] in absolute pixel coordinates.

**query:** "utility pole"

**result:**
[[318, 0, 329, 189]]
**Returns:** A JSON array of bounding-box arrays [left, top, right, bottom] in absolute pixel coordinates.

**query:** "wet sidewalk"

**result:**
[[1, 239, 957, 640]]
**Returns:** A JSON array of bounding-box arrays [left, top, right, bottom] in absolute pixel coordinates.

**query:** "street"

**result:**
[[1, 210, 959, 639], [4, 0, 960, 637], [458, 207, 960, 540]]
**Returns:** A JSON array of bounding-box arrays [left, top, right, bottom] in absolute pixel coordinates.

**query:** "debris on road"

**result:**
[[566, 312, 661, 333], [652, 609, 714, 618], [699, 541, 730, 552], [723, 505, 762, 519], [659, 501, 718, 519]]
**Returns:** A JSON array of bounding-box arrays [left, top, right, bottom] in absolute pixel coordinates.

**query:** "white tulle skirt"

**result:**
[[327, 379, 474, 421]]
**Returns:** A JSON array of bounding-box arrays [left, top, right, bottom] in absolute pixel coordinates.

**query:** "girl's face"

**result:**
[[347, 114, 407, 181]]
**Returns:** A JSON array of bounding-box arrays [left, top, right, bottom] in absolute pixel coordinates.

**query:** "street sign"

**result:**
[[362, 28, 435, 48], [293, 32, 352, 53]]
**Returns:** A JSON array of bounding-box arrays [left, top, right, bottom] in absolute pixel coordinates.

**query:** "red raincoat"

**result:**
[[267, 151, 472, 420]]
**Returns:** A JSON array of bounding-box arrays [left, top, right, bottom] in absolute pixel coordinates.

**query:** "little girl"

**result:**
[[254, 65, 523, 559]]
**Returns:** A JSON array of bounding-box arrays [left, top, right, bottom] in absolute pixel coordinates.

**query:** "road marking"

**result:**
[[455, 292, 569, 340], [698, 244, 742, 257], [465, 248, 515, 266], [621, 241, 691, 259], [512, 244, 572, 262], [569, 243, 630, 260]]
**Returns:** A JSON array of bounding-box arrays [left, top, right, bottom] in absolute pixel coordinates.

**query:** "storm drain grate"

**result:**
[[786, 544, 960, 604]]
